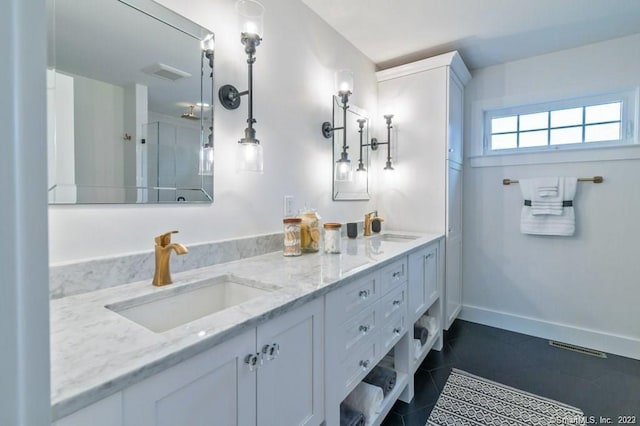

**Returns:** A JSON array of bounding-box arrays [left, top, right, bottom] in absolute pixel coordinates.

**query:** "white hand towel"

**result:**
[[417, 315, 438, 336], [520, 177, 577, 236], [536, 177, 559, 197], [343, 381, 384, 425], [521, 177, 564, 215]]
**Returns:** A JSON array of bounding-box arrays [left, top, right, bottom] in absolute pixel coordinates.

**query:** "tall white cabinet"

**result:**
[[376, 51, 470, 330]]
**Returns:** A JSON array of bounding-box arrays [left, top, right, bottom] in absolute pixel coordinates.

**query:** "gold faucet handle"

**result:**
[[155, 230, 179, 247]]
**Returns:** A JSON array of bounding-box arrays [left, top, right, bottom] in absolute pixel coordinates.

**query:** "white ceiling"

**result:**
[[301, 0, 640, 70]]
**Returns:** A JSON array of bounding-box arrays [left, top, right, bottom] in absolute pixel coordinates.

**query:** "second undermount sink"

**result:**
[[374, 233, 419, 243], [106, 274, 276, 333]]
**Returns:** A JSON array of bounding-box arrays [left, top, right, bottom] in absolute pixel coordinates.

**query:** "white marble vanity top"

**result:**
[[50, 231, 443, 420]]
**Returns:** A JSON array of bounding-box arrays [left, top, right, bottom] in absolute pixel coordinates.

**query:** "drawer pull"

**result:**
[[359, 325, 370, 334], [392, 271, 402, 278], [425, 253, 433, 260], [393, 327, 401, 335], [358, 289, 370, 299], [244, 353, 260, 371], [359, 360, 370, 370], [392, 299, 402, 306]]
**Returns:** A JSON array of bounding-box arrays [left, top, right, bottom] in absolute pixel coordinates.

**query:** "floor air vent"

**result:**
[[548, 340, 607, 358]]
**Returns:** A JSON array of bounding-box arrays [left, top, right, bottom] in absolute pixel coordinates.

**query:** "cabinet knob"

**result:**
[[392, 271, 401, 278], [448, 148, 454, 153], [261, 343, 280, 361], [359, 289, 370, 299], [393, 327, 401, 336], [425, 253, 433, 260], [359, 360, 370, 370], [244, 353, 260, 371], [359, 324, 370, 334], [392, 299, 402, 306]]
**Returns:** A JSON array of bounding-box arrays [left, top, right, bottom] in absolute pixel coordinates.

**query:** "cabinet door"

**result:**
[[257, 297, 324, 426], [123, 330, 256, 426], [54, 392, 122, 426], [408, 245, 438, 322], [445, 161, 463, 330], [446, 72, 464, 165]]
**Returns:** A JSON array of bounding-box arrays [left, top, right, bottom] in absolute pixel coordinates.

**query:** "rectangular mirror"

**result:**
[[332, 97, 370, 200], [47, 0, 214, 204]]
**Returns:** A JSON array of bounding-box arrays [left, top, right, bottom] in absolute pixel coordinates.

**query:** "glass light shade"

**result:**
[[237, 141, 263, 173], [335, 158, 353, 182], [199, 145, 214, 176], [335, 69, 354, 95], [236, 0, 264, 37], [200, 33, 214, 52]]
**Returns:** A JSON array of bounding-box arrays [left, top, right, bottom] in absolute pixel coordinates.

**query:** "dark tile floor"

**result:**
[[382, 319, 640, 426]]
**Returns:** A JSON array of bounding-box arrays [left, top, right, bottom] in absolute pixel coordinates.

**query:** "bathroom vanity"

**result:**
[[50, 232, 443, 426]]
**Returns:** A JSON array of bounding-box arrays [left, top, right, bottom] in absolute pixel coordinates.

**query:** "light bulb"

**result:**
[[237, 141, 263, 173], [236, 0, 264, 37], [335, 158, 353, 182], [335, 69, 354, 95]]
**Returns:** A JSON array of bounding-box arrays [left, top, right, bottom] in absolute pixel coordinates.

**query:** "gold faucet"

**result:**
[[364, 211, 378, 237], [152, 230, 188, 286]]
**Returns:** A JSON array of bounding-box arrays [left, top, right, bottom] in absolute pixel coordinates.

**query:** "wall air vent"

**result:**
[[142, 63, 191, 81], [549, 340, 607, 358]]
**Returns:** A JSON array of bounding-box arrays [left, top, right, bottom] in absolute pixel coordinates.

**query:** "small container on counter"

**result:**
[[283, 218, 302, 257], [299, 209, 321, 253], [323, 223, 342, 254]]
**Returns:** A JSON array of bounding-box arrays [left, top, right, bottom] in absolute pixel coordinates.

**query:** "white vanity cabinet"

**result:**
[[376, 51, 470, 331], [52, 392, 123, 426], [121, 298, 324, 426]]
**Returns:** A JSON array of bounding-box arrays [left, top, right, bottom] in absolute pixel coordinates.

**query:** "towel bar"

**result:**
[[502, 176, 603, 186]]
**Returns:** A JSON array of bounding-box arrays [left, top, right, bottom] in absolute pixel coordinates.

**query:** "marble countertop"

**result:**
[[50, 231, 443, 420]]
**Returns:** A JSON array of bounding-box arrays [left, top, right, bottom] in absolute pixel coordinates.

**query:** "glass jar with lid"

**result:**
[[323, 223, 342, 254], [283, 218, 302, 257], [298, 209, 321, 253]]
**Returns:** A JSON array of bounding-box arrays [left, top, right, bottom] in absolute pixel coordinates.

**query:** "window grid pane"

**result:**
[[489, 100, 623, 151]]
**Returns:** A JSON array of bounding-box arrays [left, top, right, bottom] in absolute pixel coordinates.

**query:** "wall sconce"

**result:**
[[367, 115, 395, 171], [200, 34, 215, 176], [218, 0, 264, 173], [322, 69, 354, 181]]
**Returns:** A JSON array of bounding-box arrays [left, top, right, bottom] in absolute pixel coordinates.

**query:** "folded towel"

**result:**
[[414, 325, 428, 345], [414, 338, 423, 359], [535, 177, 559, 197], [520, 177, 577, 236], [521, 177, 565, 215], [380, 354, 395, 370], [343, 382, 384, 424], [340, 404, 366, 426], [417, 315, 438, 336], [363, 365, 397, 397]]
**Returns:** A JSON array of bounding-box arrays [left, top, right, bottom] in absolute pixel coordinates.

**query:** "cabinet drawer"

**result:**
[[379, 312, 406, 354], [377, 284, 407, 322], [338, 340, 377, 396], [335, 306, 377, 361], [380, 258, 407, 295], [326, 272, 378, 327]]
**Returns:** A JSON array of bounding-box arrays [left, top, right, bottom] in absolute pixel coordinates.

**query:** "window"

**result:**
[[484, 91, 636, 154]]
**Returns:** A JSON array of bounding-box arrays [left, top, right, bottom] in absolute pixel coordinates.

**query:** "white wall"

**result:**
[[48, 0, 378, 263], [462, 34, 640, 359]]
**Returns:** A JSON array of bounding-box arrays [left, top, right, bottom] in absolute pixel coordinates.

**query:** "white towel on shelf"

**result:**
[[521, 177, 564, 215], [535, 177, 559, 197], [520, 177, 578, 236], [343, 381, 384, 425], [417, 315, 438, 336], [413, 339, 422, 359]]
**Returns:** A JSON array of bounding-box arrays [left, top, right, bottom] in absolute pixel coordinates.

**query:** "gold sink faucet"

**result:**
[[152, 230, 188, 286], [364, 211, 378, 237]]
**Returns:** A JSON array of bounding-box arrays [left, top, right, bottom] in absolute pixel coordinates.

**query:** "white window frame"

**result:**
[[483, 89, 638, 156]]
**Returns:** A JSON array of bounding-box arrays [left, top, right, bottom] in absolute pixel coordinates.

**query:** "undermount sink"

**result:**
[[106, 274, 276, 333], [373, 233, 419, 243]]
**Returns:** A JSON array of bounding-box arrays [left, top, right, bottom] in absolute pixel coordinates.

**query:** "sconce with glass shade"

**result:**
[[362, 114, 395, 171], [218, 0, 265, 173], [199, 34, 215, 176], [322, 69, 355, 182]]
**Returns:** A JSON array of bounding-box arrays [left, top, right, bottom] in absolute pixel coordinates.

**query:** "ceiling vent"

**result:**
[[142, 63, 191, 81]]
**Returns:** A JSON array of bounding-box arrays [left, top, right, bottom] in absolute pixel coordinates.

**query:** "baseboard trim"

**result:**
[[459, 304, 640, 360]]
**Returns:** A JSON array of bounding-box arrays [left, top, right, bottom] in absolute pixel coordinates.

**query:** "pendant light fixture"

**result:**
[[322, 69, 355, 182]]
